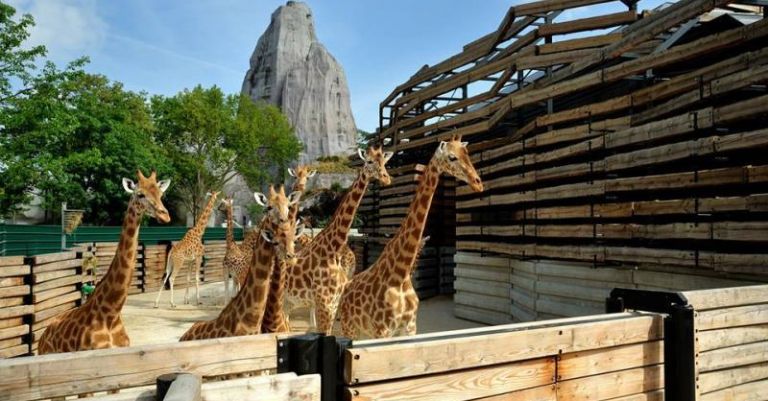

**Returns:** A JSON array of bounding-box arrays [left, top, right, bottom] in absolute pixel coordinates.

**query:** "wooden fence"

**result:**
[[0, 242, 230, 358], [0, 333, 320, 401], [453, 251, 766, 325], [355, 0, 768, 305]]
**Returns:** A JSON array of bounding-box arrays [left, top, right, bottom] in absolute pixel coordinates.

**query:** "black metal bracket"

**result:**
[[606, 287, 695, 401], [277, 333, 352, 401]]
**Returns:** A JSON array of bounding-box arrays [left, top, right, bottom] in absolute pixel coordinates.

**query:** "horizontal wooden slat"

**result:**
[[696, 304, 768, 331], [682, 285, 768, 310], [698, 341, 768, 372], [346, 357, 554, 401], [345, 314, 660, 384], [0, 333, 286, 401], [555, 365, 663, 401]]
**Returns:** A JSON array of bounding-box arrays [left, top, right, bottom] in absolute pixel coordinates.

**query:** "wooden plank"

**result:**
[[0, 324, 28, 341], [0, 265, 30, 277], [32, 252, 76, 266], [555, 365, 663, 401], [345, 314, 661, 384], [0, 333, 285, 401], [699, 378, 768, 401], [199, 373, 320, 401], [468, 384, 555, 401], [558, 341, 663, 380], [698, 324, 768, 352], [0, 305, 33, 320], [33, 301, 76, 323], [0, 344, 29, 359], [30, 258, 81, 273], [0, 285, 29, 299], [696, 304, 768, 331], [346, 357, 554, 401], [698, 362, 768, 394], [454, 304, 512, 326], [33, 269, 77, 284], [538, 11, 637, 37], [34, 291, 81, 312], [682, 285, 768, 310], [698, 341, 768, 372], [0, 256, 25, 267], [539, 33, 622, 54], [32, 274, 83, 292]]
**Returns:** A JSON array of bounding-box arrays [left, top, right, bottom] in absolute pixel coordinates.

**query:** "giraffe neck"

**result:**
[[225, 202, 235, 249], [262, 257, 288, 331], [373, 159, 441, 279], [323, 171, 368, 243], [288, 182, 305, 228], [190, 194, 217, 240], [219, 221, 274, 330], [88, 197, 142, 313]]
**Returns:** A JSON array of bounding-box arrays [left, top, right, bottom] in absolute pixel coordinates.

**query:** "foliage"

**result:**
[[311, 160, 354, 174], [151, 87, 302, 223], [356, 128, 372, 149], [1, 67, 173, 224], [0, 2, 46, 107]]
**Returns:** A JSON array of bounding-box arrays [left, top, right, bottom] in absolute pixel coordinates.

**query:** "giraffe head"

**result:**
[[288, 165, 317, 189], [254, 185, 302, 265], [218, 194, 234, 213], [122, 170, 171, 223], [435, 135, 483, 192], [357, 146, 393, 186]]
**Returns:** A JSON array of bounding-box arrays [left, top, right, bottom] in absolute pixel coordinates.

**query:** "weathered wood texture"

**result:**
[[344, 313, 664, 401], [359, 0, 768, 290], [0, 332, 286, 401], [683, 285, 768, 400]]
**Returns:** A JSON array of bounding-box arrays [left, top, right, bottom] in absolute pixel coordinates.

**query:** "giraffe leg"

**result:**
[[403, 313, 418, 336], [314, 303, 335, 335], [154, 250, 175, 308], [184, 263, 191, 304], [194, 256, 202, 305]]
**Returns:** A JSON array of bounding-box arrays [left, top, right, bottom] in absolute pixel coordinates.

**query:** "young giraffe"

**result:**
[[220, 195, 249, 302], [339, 135, 483, 339], [260, 166, 315, 333], [38, 171, 171, 354], [284, 146, 393, 334], [179, 186, 300, 341], [154, 191, 221, 308]]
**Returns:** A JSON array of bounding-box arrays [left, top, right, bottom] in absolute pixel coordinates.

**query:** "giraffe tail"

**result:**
[[162, 248, 175, 285]]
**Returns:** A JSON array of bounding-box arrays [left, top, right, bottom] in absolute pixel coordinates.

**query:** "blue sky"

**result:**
[[8, 0, 667, 132]]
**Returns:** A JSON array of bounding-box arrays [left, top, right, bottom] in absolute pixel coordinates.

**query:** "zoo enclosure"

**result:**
[[0, 284, 765, 400]]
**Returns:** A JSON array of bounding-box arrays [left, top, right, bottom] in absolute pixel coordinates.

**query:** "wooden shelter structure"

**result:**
[[357, 0, 768, 320]]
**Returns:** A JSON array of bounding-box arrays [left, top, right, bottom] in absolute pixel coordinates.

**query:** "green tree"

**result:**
[[1, 68, 172, 224], [151, 86, 301, 222], [0, 2, 46, 106]]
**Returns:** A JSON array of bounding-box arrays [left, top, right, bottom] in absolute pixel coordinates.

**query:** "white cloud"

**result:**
[[7, 0, 106, 62]]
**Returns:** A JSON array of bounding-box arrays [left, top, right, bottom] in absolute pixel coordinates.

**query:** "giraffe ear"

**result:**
[[158, 179, 171, 193], [357, 148, 366, 160], [288, 168, 296, 177], [260, 229, 275, 243], [461, 141, 468, 148], [288, 191, 301, 205], [383, 151, 394, 163], [438, 141, 448, 154], [122, 178, 136, 194], [254, 192, 268, 207], [308, 170, 317, 177]]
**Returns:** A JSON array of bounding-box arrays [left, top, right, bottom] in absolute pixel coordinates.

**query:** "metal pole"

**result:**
[[61, 202, 67, 251]]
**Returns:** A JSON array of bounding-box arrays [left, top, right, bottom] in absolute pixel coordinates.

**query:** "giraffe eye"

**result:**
[[137, 193, 146, 198], [448, 154, 458, 161]]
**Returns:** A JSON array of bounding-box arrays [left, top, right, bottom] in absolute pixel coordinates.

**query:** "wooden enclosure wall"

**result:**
[[0, 333, 290, 401], [343, 313, 664, 401], [682, 285, 768, 400], [454, 251, 765, 324], [359, 0, 768, 302]]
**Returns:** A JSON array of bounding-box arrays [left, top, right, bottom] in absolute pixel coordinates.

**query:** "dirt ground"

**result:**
[[123, 282, 483, 345]]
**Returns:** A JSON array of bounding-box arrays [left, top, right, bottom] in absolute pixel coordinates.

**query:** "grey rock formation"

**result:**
[[242, 1, 357, 163]]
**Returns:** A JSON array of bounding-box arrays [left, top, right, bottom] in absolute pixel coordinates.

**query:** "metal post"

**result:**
[[278, 333, 352, 401], [61, 202, 67, 251]]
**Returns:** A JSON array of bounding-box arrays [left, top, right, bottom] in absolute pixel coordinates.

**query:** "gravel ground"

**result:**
[[122, 282, 483, 345]]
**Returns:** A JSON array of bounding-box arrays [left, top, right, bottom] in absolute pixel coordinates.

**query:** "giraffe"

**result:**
[[154, 191, 221, 308], [220, 195, 249, 302], [179, 186, 301, 341], [284, 146, 393, 334], [38, 171, 171, 354], [259, 166, 315, 333], [339, 135, 483, 339]]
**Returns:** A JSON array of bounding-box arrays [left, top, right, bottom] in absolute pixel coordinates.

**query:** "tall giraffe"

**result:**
[[260, 166, 315, 333], [154, 191, 220, 308], [38, 171, 171, 354], [339, 135, 483, 339], [220, 195, 249, 302], [284, 146, 393, 334], [179, 186, 300, 341]]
